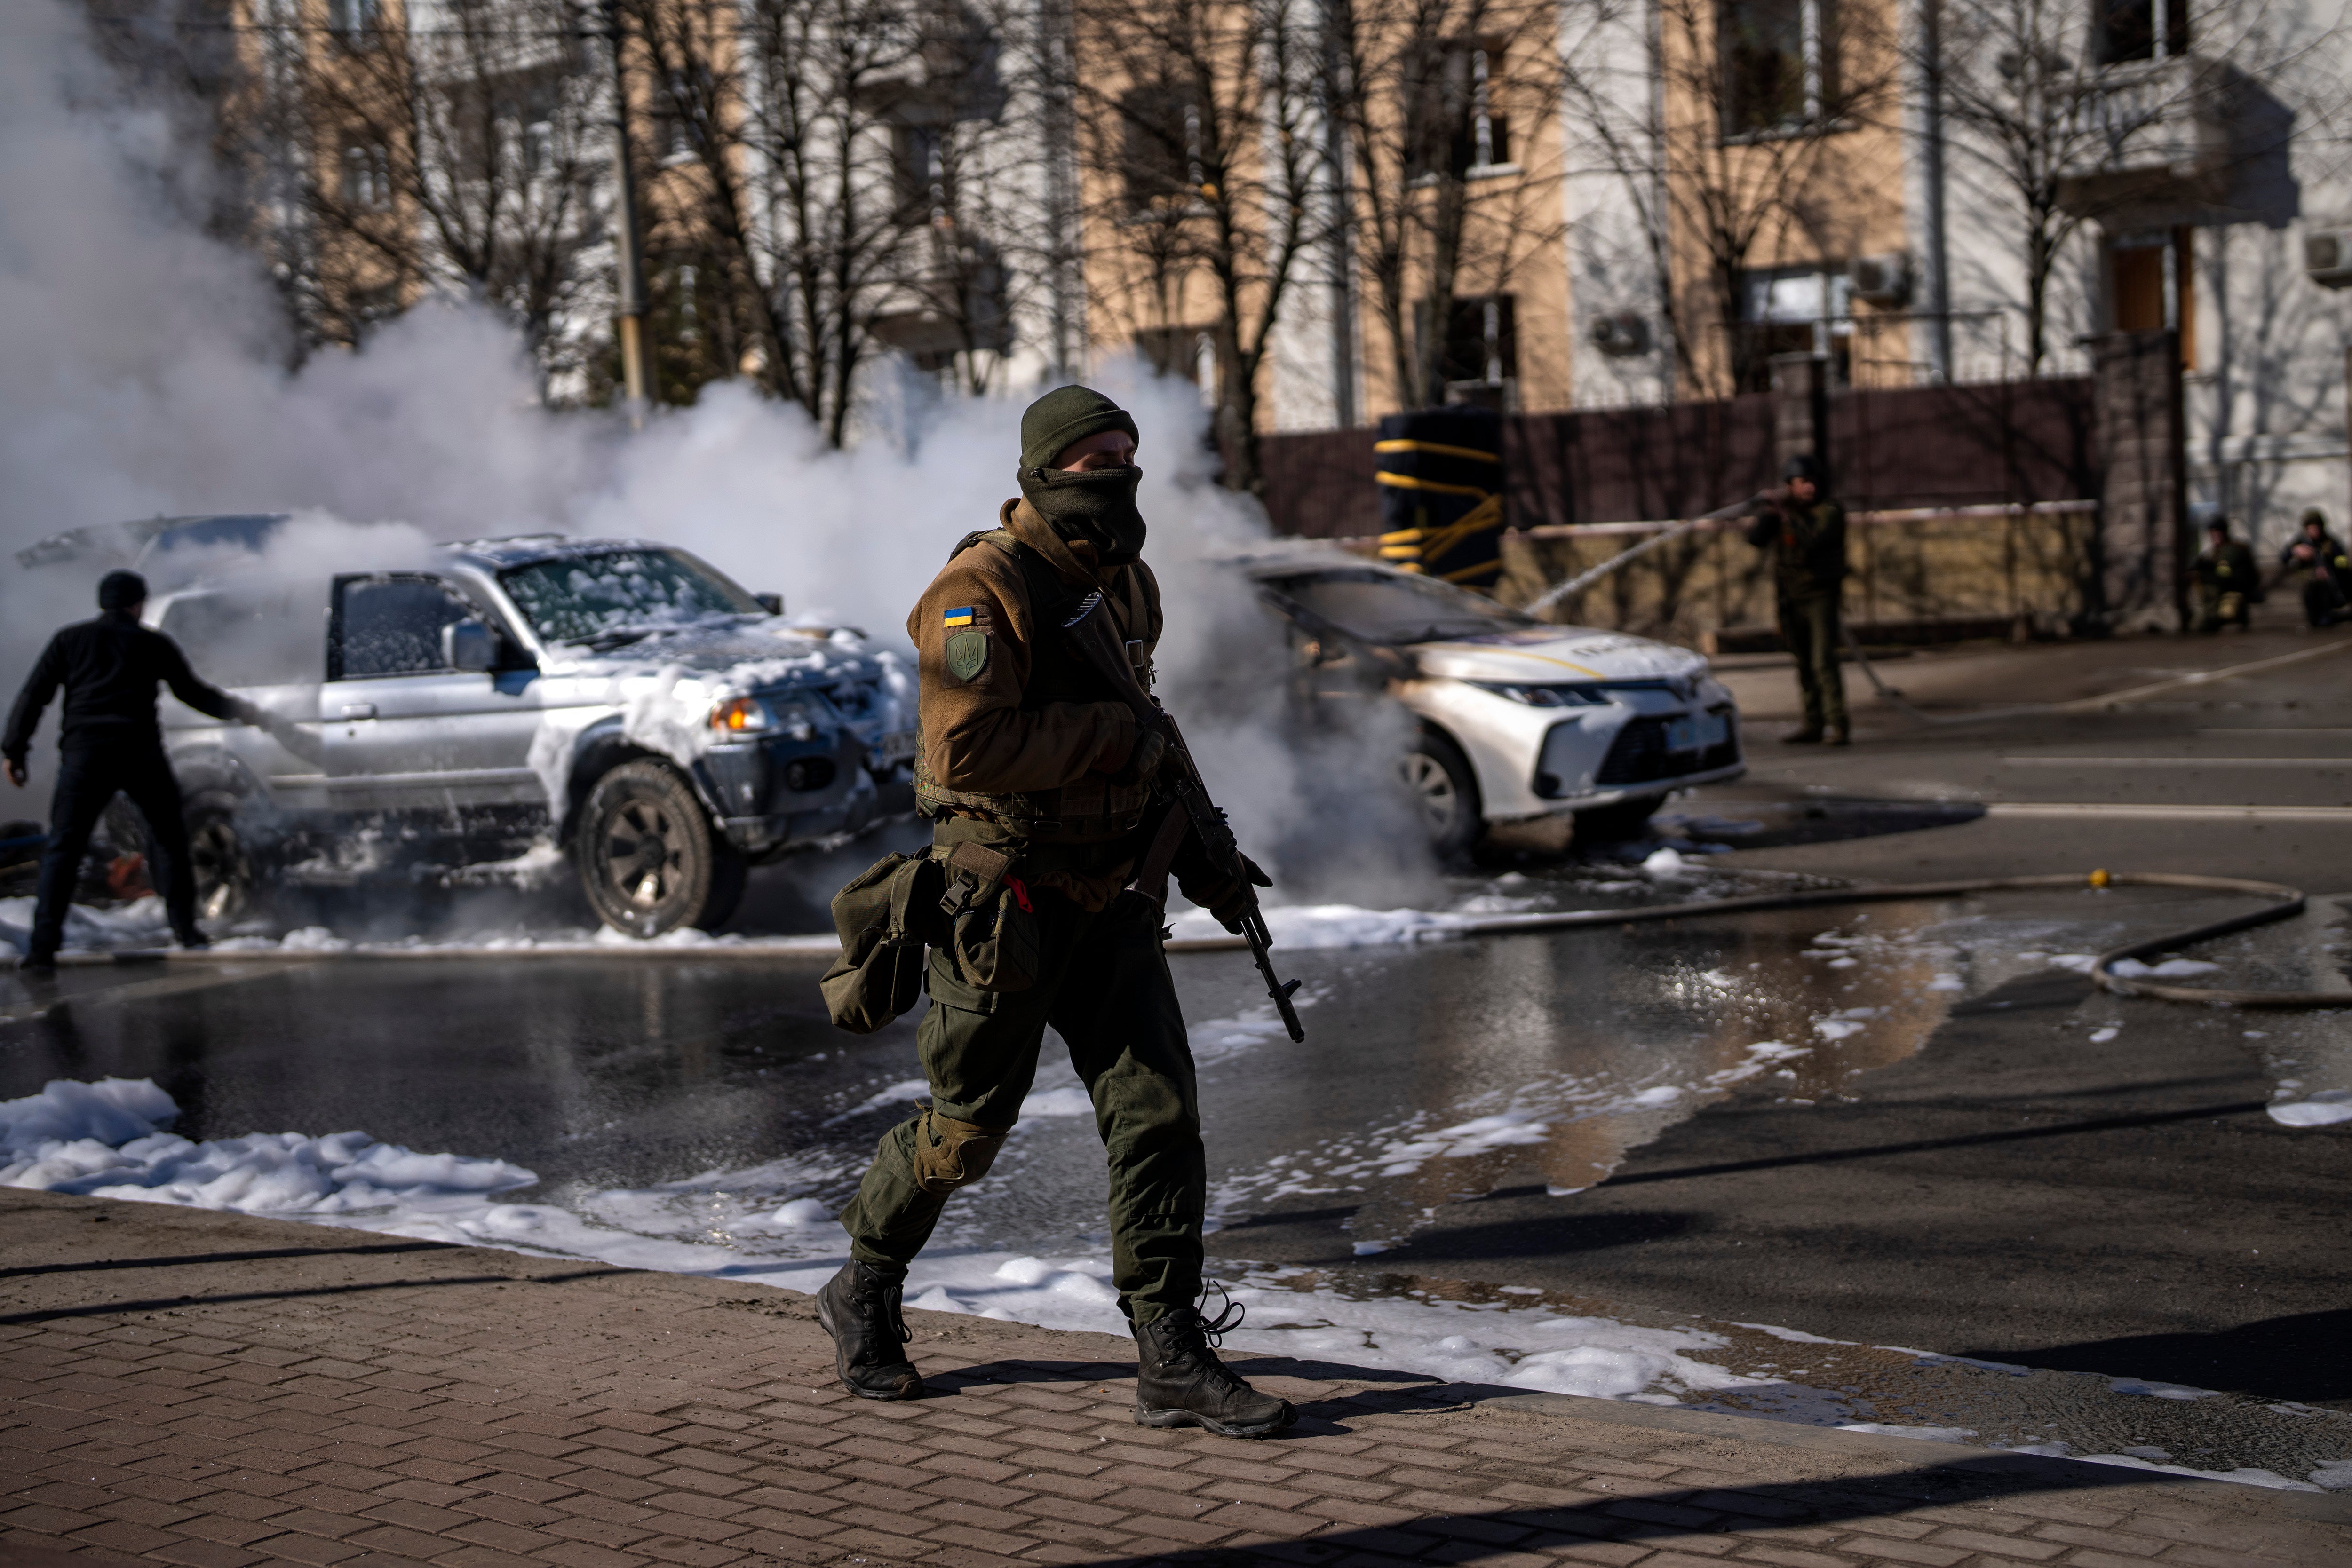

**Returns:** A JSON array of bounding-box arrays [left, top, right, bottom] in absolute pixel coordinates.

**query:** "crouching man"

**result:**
[[817, 386, 1294, 1439]]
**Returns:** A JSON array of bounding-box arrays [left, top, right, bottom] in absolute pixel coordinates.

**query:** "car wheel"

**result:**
[[184, 792, 259, 922], [1573, 796, 1663, 844], [575, 759, 747, 937], [1400, 730, 1482, 858]]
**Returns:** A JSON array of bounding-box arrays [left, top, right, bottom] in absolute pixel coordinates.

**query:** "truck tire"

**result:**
[[184, 792, 260, 922], [574, 759, 747, 937], [106, 791, 258, 920], [1401, 729, 1483, 859]]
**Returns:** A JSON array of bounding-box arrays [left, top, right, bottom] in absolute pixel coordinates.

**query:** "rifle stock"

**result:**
[[1062, 592, 1305, 1042]]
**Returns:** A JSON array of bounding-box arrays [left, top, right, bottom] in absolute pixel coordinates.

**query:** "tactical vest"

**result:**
[[913, 529, 1159, 842]]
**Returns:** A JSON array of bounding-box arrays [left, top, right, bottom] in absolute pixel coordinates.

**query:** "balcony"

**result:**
[[2056, 54, 2236, 215]]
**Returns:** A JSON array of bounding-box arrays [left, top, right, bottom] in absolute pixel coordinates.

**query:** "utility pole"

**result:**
[[1320, 0, 1357, 428], [602, 0, 652, 425]]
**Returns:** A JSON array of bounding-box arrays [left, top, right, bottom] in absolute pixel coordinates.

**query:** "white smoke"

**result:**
[[0, 0, 1437, 913]]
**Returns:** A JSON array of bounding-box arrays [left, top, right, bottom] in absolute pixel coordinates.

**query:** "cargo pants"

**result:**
[[1777, 591, 1848, 734], [837, 886, 1205, 1327]]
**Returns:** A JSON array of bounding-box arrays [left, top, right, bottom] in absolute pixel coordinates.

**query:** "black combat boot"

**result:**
[[1133, 1296, 1295, 1440], [815, 1260, 922, 1401]]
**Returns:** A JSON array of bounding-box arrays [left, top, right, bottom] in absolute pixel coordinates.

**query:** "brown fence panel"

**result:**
[[1507, 396, 1780, 527], [1255, 428, 1384, 539], [1256, 377, 2100, 539], [1829, 378, 2098, 510]]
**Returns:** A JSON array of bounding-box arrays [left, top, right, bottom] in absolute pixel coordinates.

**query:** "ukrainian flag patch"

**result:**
[[943, 606, 975, 627]]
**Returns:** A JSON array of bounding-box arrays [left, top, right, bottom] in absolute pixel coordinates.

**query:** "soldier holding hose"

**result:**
[[816, 386, 1294, 1439], [1747, 454, 1850, 745]]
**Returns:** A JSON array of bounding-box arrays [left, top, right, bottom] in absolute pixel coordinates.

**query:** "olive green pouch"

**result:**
[[819, 852, 945, 1034], [937, 840, 1041, 994]]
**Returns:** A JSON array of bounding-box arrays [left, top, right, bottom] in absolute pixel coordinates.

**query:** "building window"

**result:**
[[892, 121, 947, 222], [340, 142, 392, 210], [327, 0, 378, 45], [2094, 0, 2189, 64], [1408, 41, 1512, 180], [1719, 0, 1837, 135], [1426, 294, 1517, 387], [1735, 264, 1851, 388], [1135, 326, 1219, 406], [2108, 229, 2194, 364], [1119, 85, 1202, 213]]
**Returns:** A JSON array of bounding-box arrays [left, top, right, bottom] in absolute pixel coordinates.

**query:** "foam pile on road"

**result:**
[[0, 1077, 534, 1211]]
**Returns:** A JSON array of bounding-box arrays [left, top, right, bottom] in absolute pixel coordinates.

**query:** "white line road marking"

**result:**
[[2001, 757, 2348, 768], [1983, 802, 2352, 821], [2050, 637, 2352, 709]]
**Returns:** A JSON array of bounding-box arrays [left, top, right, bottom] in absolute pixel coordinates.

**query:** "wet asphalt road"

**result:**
[[2, 626, 2349, 1472]]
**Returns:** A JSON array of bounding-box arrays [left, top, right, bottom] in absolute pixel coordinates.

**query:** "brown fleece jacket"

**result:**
[[908, 499, 1162, 795]]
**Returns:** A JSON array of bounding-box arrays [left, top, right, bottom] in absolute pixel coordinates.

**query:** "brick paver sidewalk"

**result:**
[[1, 1189, 2344, 1568]]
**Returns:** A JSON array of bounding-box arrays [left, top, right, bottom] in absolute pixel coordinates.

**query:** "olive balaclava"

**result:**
[[1017, 385, 1147, 565]]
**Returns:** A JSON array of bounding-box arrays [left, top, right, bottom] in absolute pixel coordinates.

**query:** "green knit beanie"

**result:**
[[1020, 385, 1139, 470]]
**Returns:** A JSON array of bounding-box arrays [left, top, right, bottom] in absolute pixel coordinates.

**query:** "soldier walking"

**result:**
[[1747, 454, 1850, 745], [4, 570, 261, 976], [817, 386, 1293, 1439]]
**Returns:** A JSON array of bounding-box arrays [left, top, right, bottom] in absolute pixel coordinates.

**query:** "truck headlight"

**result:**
[[1472, 681, 1605, 708], [711, 696, 773, 734]]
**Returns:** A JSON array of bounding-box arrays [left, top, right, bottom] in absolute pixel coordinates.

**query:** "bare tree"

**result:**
[[1933, 0, 2316, 374], [1072, 0, 1327, 492], [293, 0, 608, 381], [1322, 0, 1563, 409], [629, 0, 1034, 437]]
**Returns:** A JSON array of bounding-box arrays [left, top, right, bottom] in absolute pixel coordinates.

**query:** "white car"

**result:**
[[1246, 556, 1743, 853]]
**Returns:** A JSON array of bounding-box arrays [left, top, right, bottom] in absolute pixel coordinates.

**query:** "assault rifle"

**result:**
[[1061, 591, 1306, 1043]]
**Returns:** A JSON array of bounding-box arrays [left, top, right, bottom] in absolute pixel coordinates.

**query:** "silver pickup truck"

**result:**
[[27, 519, 916, 937]]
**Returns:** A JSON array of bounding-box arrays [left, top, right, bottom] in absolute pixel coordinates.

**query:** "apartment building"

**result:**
[[1089, 0, 2349, 540], [111, 0, 2347, 537]]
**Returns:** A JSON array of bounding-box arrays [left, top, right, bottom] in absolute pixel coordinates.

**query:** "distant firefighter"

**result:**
[[2278, 508, 2350, 629], [3, 570, 262, 975], [2192, 519, 2260, 633], [1747, 454, 1850, 745]]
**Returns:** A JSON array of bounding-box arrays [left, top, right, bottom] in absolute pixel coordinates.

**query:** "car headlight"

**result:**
[[1472, 681, 1605, 708], [709, 697, 818, 741], [711, 696, 771, 734]]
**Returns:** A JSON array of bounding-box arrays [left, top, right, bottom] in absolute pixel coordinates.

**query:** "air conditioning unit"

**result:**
[[2307, 229, 2352, 289], [1589, 311, 1651, 357], [1848, 253, 1913, 307]]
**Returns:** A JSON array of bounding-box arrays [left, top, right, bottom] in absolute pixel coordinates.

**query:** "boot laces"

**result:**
[[1160, 1281, 1246, 1363], [857, 1267, 913, 1345]]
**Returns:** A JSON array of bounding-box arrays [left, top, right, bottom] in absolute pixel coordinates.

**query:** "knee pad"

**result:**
[[913, 1109, 1008, 1196]]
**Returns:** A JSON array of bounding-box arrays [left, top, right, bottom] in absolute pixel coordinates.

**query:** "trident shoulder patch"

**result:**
[[944, 627, 989, 682]]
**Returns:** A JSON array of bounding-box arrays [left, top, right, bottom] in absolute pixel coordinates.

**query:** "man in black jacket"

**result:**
[[4, 570, 260, 974]]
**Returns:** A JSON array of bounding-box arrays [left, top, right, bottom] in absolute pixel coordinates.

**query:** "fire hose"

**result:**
[[1167, 870, 2352, 1009]]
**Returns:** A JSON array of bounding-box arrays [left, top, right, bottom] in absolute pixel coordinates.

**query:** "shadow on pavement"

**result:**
[[0, 1239, 451, 1282], [928, 1356, 1441, 1393], [1663, 798, 1988, 851], [1592, 1097, 2278, 1189], [1070, 1451, 2249, 1565], [0, 1265, 628, 1324], [1968, 1309, 2352, 1405]]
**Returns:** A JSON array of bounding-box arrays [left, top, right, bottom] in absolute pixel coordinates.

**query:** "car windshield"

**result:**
[[1267, 569, 1534, 645], [498, 549, 759, 645]]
